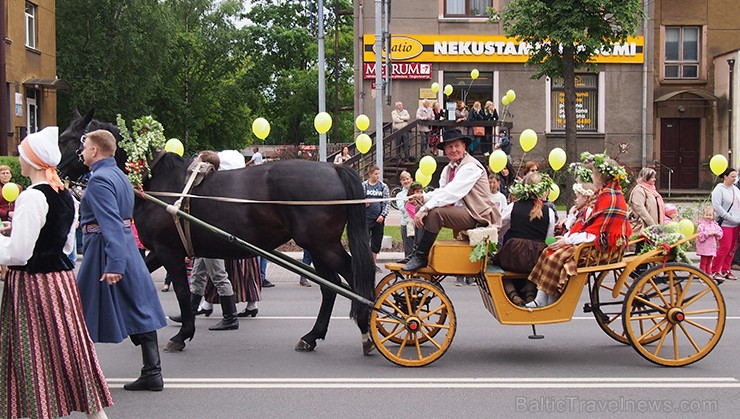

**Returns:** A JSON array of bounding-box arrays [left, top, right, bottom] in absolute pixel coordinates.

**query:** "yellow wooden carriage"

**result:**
[[372, 235, 725, 367]]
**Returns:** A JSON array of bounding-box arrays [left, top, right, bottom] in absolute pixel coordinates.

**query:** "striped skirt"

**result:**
[[0, 269, 113, 419], [528, 245, 578, 295], [204, 257, 262, 304]]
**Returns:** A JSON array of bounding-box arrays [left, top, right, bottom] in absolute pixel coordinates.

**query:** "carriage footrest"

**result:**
[[583, 303, 593, 313]]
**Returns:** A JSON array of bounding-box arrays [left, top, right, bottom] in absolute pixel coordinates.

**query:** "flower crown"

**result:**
[[580, 151, 629, 185], [573, 183, 595, 197], [116, 114, 167, 189], [567, 162, 593, 183], [510, 172, 554, 202]]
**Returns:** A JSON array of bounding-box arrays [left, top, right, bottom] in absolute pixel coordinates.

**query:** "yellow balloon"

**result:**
[[548, 147, 567, 171], [419, 156, 437, 176], [164, 138, 184, 156], [415, 169, 431, 187], [2, 182, 20, 202], [666, 221, 679, 231], [709, 154, 728, 176], [488, 150, 507, 173], [431, 82, 440, 93], [355, 114, 370, 132], [501, 95, 510, 106], [678, 219, 695, 237], [314, 112, 332, 134], [506, 89, 516, 102], [355, 133, 372, 154], [251, 117, 271, 140], [519, 129, 538, 152], [470, 69, 479, 80], [444, 84, 453, 96], [548, 183, 560, 202]]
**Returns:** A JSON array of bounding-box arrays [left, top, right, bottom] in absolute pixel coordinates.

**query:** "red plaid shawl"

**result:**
[[581, 181, 632, 251]]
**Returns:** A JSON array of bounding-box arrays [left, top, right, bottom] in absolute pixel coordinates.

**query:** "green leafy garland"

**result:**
[[634, 223, 691, 264], [509, 172, 554, 202], [470, 241, 498, 262], [567, 162, 593, 183], [580, 151, 630, 187], [116, 115, 167, 189]]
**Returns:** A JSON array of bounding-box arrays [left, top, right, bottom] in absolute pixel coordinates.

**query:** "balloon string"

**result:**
[[516, 152, 527, 178]]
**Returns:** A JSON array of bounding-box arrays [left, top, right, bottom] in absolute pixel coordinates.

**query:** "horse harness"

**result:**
[[164, 160, 216, 258]]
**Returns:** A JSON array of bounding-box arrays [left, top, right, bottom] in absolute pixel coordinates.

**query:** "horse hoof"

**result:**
[[363, 340, 376, 356], [163, 340, 185, 353], [294, 339, 316, 352]]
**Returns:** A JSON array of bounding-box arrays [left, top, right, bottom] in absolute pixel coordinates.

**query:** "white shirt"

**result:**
[[420, 160, 483, 212], [0, 183, 78, 266], [489, 192, 507, 210], [391, 109, 410, 130], [218, 150, 246, 170], [249, 152, 264, 166]]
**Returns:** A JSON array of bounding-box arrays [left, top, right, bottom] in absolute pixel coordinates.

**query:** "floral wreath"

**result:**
[[116, 114, 167, 189], [572, 183, 595, 197], [567, 162, 593, 183], [580, 151, 630, 185], [509, 172, 554, 202]]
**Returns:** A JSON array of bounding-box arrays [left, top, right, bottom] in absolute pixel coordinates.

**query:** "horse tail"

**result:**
[[336, 165, 375, 319]]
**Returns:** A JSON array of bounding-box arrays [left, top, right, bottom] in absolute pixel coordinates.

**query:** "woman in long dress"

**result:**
[[0, 127, 112, 419]]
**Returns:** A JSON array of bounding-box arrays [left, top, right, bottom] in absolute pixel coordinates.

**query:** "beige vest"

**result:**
[[458, 154, 502, 227]]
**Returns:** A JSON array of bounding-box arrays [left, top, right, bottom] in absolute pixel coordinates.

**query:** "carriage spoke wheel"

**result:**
[[370, 279, 456, 367], [622, 263, 725, 367], [591, 265, 679, 345], [375, 272, 445, 344]]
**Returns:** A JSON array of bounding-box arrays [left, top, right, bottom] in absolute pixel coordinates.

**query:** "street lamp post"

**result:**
[[729, 58, 735, 161]]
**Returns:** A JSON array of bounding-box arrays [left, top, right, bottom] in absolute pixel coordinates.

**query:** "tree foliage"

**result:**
[[56, 0, 356, 154], [496, 0, 643, 204]]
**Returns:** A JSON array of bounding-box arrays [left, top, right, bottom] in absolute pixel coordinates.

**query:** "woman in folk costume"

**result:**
[[0, 127, 112, 419], [526, 153, 632, 308]]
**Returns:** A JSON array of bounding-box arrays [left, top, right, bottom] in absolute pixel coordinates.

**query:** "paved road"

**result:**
[[49, 251, 740, 419]]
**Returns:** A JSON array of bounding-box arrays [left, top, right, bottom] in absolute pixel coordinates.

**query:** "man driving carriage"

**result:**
[[403, 129, 502, 272]]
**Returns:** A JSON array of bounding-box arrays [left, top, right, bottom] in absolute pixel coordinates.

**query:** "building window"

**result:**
[[25, 2, 37, 49], [445, 0, 491, 17], [550, 74, 598, 132], [664, 27, 700, 79], [442, 71, 493, 115]]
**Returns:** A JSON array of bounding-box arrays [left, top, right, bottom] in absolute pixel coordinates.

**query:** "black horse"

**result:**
[[58, 110, 376, 354]]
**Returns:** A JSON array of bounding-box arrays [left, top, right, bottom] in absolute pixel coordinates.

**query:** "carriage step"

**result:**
[[528, 324, 544, 340], [583, 303, 593, 313]]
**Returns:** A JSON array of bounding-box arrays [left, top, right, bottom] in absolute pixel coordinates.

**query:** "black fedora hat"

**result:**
[[439, 128, 472, 147]]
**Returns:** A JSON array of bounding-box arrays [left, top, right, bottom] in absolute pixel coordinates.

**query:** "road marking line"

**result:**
[[106, 377, 737, 383]]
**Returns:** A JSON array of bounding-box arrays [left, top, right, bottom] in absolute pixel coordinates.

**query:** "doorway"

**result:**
[[659, 118, 700, 189]]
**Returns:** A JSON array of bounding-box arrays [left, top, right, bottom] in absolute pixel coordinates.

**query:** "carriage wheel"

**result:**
[[375, 272, 445, 345], [622, 263, 725, 367], [370, 279, 456, 367], [591, 266, 679, 345]]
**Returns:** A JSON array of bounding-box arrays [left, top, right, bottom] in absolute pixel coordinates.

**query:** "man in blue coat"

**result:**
[[77, 129, 167, 392]]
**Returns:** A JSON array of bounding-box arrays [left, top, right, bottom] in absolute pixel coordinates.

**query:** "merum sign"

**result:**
[[363, 34, 644, 64]]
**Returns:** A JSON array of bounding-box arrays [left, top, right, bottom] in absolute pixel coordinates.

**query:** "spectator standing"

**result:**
[[0, 127, 113, 418], [0, 164, 22, 281], [454, 100, 469, 132], [333, 146, 351, 165], [498, 162, 515, 199], [489, 174, 508, 210], [628, 168, 665, 237], [430, 101, 446, 154], [416, 99, 434, 156], [391, 101, 411, 161], [246, 146, 263, 167], [396, 171, 415, 263], [76, 129, 167, 392], [296, 249, 313, 287], [482, 101, 499, 156], [696, 205, 723, 278], [711, 168, 740, 280], [469, 101, 484, 154], [363, 165, 390, 270]]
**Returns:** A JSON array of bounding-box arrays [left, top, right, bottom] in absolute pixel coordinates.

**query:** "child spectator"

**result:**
[[663, 204, 678, 224], [696, 205, 723, 281], [405, 182, 423, 238], [489, 174, 508, 210]]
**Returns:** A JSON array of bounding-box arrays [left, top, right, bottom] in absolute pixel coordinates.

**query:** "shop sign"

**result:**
[[363, 62, 432, 80]]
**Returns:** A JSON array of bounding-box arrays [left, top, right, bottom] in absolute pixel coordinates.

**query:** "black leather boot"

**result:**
[[209, 295, 239, 331], [169, 293, 203, 323], [402, 229, 438, 272], [124, 331, 163, 391]]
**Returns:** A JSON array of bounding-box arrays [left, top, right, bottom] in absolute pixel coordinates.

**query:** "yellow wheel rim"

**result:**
[[370, 279, 456, 367], [622, 263, 725, 367]]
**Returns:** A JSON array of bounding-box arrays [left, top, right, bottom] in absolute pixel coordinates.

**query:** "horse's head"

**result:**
[[58, 109, 128, 181]]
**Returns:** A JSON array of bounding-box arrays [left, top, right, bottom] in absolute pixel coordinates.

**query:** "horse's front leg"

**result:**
[[295, 260, 339, 352], [157, 253, 194, 353]]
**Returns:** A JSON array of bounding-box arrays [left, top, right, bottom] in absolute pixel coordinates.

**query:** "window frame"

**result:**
[[663, 26, 700, 80], [25, 2, 37, 49], [549, 73, 600, 132], [444, 0, 492, 18]]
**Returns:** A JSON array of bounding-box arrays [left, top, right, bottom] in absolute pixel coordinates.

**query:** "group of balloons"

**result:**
[[501, 89, 517, 106], [430, 82, 454, 96], [355, 114, 372, 154], [415, 156, 437, 187]]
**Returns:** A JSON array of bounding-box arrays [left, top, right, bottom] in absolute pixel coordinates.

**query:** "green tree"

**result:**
[[242, 0, 355, 147], [56, 0, 172, 126], [496, 0, 643, 203]]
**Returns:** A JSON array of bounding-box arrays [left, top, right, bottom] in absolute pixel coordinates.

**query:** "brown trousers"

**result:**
[[425, 206, 479, 234]]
